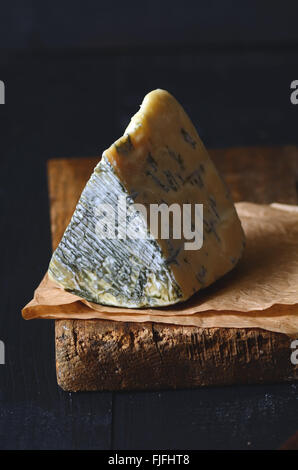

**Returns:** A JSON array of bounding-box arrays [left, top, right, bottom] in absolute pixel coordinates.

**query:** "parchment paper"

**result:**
[[22, 202, 298, 335]]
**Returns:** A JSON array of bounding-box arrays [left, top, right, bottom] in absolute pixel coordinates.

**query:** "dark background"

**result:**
[[0, 0, 297, 450]]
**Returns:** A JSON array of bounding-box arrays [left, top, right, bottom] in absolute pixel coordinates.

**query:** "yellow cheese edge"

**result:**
[[104, 89, 245, 300]]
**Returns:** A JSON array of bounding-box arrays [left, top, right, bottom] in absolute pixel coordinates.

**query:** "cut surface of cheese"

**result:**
[[48, 89, 245, 308]]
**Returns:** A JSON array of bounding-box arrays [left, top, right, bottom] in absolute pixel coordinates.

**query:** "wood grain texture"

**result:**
[[56, 320, 297, 392], [48, 146, 298, 392], [279, 431, 298, 450]]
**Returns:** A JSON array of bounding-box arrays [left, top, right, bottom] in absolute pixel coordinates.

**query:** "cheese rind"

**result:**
[[104, 89, 245, 301], [49, 89, 245, 307]]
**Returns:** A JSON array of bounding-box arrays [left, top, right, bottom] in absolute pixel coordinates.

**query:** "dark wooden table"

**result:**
[[1, 47, 298, 449]]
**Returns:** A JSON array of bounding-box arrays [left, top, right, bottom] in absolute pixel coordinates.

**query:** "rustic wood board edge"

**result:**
[[55, 320, 297, 392], [48, 147, 298, 392]]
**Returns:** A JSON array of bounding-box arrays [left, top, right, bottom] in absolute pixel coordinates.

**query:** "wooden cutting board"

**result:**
[[48, 146, 298, 391]]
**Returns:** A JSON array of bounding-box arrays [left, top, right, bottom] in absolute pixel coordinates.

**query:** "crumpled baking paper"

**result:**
[[22, 202, 298, 335]]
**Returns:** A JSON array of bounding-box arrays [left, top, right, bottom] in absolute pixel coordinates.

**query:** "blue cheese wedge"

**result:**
[[48, 89, 245, 308]]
